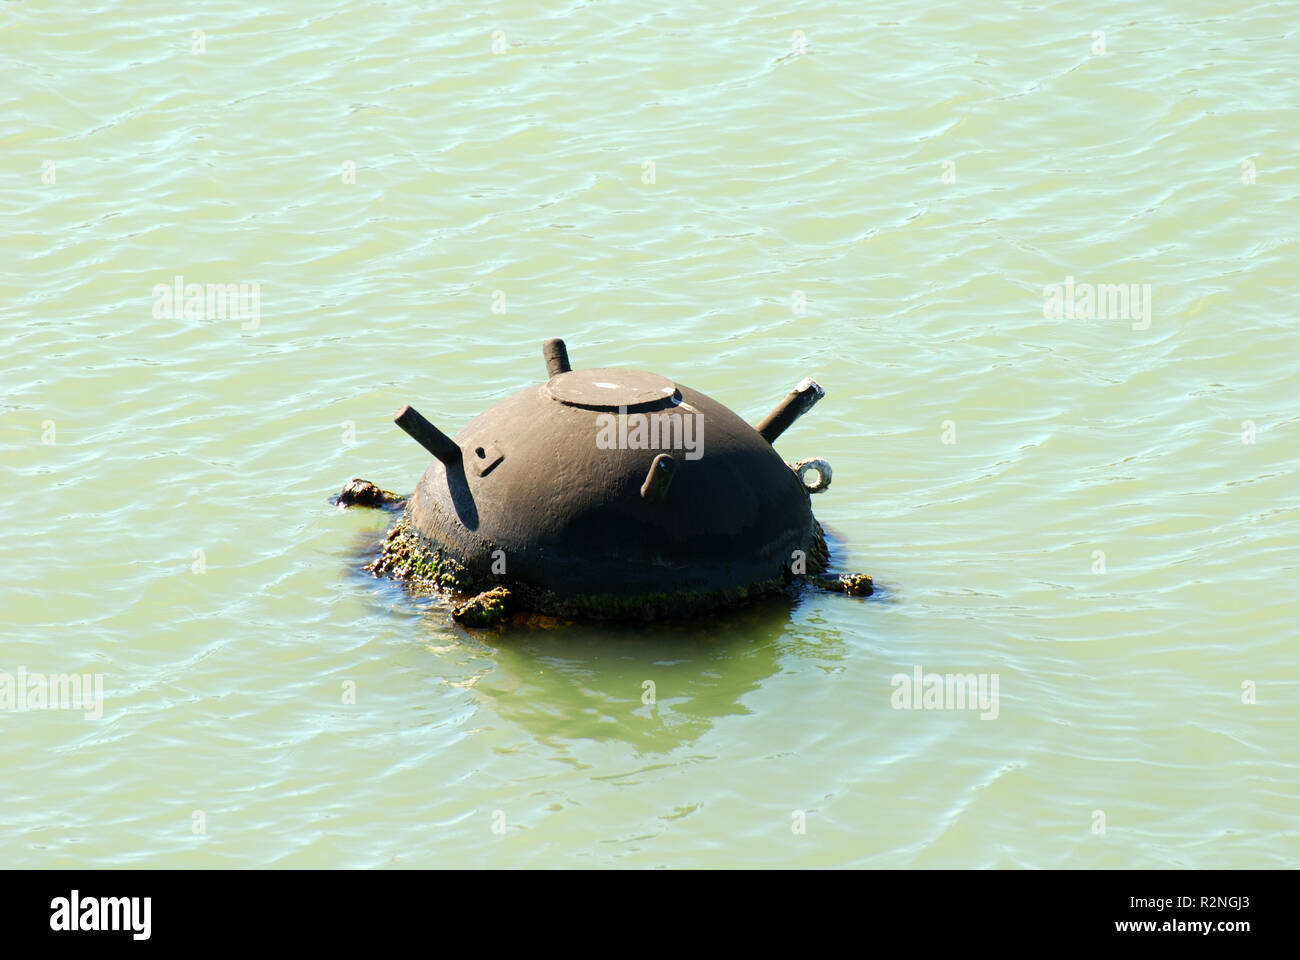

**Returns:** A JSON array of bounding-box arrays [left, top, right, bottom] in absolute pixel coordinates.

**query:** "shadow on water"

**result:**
[[343, 514, 872, 755], [422, 592, 833, 756]]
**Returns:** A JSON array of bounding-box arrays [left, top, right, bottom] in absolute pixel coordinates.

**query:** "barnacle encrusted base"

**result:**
[[368, 509, 833, 625]]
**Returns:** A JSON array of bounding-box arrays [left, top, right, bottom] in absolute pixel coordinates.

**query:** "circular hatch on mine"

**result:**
[[542, 367, 681, 411]]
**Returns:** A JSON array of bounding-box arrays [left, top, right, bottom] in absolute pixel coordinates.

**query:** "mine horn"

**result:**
[[754, 377, 824, 445], [393, 404, 461, 466]]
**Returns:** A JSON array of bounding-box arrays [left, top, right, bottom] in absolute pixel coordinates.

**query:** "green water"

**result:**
[[3, 0, 1297, 867]]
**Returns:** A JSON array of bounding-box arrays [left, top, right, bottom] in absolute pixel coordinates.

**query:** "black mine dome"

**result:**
[[369, 338, 859, 622]]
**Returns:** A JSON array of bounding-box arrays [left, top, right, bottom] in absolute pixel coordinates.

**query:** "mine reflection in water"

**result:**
[[420, 593, 848, 755]]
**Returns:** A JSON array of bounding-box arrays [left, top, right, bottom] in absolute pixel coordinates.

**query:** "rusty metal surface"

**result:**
[[401, 378, 816, 598]]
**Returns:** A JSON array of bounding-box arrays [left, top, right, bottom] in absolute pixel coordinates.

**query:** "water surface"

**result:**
[[2, 0, 1297, 867]]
